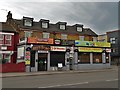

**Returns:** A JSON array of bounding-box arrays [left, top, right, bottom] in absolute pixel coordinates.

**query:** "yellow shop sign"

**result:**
[[94, 42, 111, 47], [78, 47, 102, 52]]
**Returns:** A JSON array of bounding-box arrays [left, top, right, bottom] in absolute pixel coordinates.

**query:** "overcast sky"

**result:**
[[0, 0, 119, 34]]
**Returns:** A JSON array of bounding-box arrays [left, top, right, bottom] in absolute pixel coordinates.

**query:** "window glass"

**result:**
[[93, 53, 102, 63], [25, 31, 31, 38], [60, 25, 65, 30], [61, 34, 67, 39], [77, 27, 82, 32], [78, 53, 90, 64], [5, 35, 11, 40], [24, 19, 32, 26], [0, 40, 4, 45], [42, 22, 48, 28], [5, 35, 11, 45], [42, 32, 50, 39], [4, 54, 10, 63], [0, 34, 4, 40], [0, 54, 3, 63], [79, 36, 84, 41], [110, 38, 116, 44], [92, 37, 97, 41]]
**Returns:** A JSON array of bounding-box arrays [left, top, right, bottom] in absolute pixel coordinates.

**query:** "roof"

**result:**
[[13, 18, 98, 36], [106, 30, 120, 34], [0, 22, 17, 33]]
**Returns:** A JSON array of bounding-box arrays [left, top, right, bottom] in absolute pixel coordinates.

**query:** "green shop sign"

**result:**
[[75, 40, 110, 47]]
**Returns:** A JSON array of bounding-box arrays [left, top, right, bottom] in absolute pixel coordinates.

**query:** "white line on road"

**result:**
[[106, 79, 118, 82], [38, 82, 89, 88]]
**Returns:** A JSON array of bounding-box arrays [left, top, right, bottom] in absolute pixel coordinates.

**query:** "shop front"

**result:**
[[77, 47, 111, 69], [50, 46, 66, 71], [30, 45, 50, 72], [75, 40, 111, 69]]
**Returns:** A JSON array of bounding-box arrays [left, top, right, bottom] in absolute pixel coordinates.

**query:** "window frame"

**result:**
[[79, 36, 84, 41], [61, 34, 67, 40], [42, 22, 48, 28], [60, 24, 66, 30], [5, 35, 11, 46], [110, 37, 116, 44], [77, 27, 82, 32], [42, 32, 50, 39], [0, 34, 4, 45], [24, 19, 32, 27]]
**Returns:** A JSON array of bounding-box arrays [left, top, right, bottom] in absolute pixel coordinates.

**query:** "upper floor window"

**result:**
[[77, 27, 82, 32], [25, 31, 31, 38], [42, 22, 48, 28], [60, 25, 65, 30], [0, 34, 4, 45], [5, 35, 11, 45], [110, 37, 116, 44], [24, 19, 32, 27], [79, 36, 84, 41], [42, 32, 50, 39], [92, 37, 97, 42], [61, 34, 67, 39]]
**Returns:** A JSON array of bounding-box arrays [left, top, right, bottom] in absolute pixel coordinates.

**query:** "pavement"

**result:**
[[0, 65, 118, 78]]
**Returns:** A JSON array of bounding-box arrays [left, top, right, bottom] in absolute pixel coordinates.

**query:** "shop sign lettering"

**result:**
[[54, 39, 61, 45], [51, 46, 66, 51], [32, 45, 50, 51], [27, 37, 53, 44], [75, 40, 110, 47], [61, 40, 74, 45], [78, 47, 102, 52]]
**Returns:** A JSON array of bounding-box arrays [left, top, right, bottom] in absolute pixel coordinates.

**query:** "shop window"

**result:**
[[5, 35, 11, 46], [4, 54, 10, 63], [93, 53, 102, 63], [50, 52, 65, 66], [78, 53, 90, 64]]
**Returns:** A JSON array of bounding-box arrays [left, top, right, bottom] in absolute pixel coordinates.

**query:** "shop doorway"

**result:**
[[38, 53, 47, 71]]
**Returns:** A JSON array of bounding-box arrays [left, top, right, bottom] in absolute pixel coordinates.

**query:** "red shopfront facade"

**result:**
[[0, 32, 19, 64]]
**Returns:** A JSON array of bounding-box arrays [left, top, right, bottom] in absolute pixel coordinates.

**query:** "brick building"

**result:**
[[107, 30, 120, 65], [5, 11, 111, 72]]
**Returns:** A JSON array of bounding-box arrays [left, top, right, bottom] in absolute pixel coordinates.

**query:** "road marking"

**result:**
[[38, 82, 89, 88], [106, 79, 118, 82]]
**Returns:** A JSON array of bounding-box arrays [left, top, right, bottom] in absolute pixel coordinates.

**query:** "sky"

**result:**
[[0, 0, 119, 35]]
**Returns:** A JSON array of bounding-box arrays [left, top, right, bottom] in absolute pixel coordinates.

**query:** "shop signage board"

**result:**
[[25, 51, 30, 65], [54, 39, 61, 45], [61, 40, 74, 45], [32, 45, 50, 51], [94, 42, 111, 47], [75, 40, 111, 47], [106, 49, 111, 52], [50, 46, 66, 51], [27, 37, 53, 44], [78, 47, 102, 52]]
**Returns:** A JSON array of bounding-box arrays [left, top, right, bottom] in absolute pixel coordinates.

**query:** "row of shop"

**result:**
[[17, 45, 111, 72]]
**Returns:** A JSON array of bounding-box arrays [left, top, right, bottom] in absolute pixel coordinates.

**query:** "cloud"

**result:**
[[0, 2, 118, 34]]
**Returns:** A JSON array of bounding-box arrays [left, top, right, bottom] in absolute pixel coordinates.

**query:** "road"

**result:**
[[2, 69, 118, 88]]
